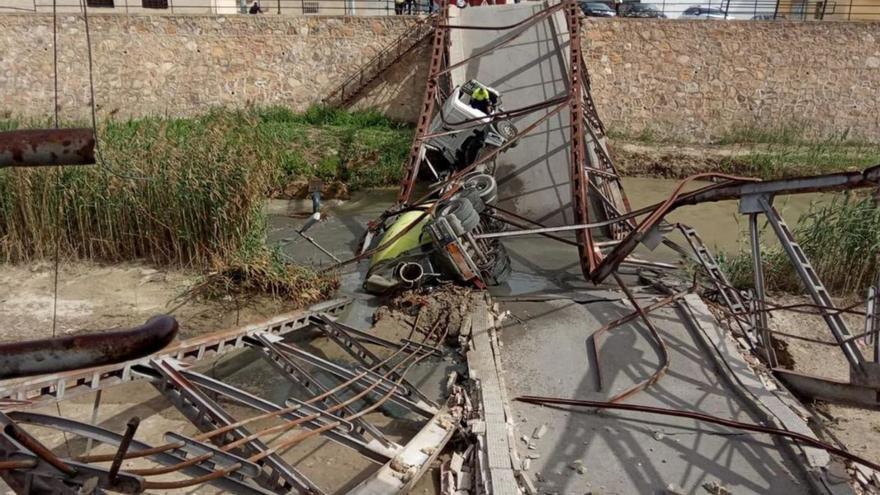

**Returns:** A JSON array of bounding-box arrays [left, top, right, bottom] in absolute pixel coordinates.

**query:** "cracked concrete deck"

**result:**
[[486, 234, 827, 494]]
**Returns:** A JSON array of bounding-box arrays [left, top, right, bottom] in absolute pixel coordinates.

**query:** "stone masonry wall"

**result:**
[[1, 14, 879, 142], [583, 18, 880, 142], [0, 14, 425, 123]]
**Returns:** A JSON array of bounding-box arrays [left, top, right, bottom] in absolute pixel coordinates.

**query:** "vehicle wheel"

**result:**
[[439, 198, 479, 234], [496, 120, 518, 147], [457, 187, 485, 214], [481, 247, 512, 286], [464, 173, 498, 205]]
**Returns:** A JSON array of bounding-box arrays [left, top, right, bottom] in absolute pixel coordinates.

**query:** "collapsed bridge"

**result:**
[[0, 0, 879, 494]]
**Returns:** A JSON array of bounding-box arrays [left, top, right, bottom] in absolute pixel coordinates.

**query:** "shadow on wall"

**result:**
[[346, 41, 431, 124]]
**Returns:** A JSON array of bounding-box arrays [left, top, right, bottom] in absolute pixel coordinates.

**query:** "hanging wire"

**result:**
[[50, 0, 61, 340], [50, 0, 74, 458], [79, 0, 152, 182]]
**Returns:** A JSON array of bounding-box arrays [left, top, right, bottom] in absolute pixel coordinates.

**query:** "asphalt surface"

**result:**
[[451, 2, 579, 227], [481, 215, 814, 493]]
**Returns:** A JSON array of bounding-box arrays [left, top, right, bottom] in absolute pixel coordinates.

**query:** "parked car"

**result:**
[[580, 1, 617, 16], [618, 3, 666, 17], [680, 5, 729, 18]]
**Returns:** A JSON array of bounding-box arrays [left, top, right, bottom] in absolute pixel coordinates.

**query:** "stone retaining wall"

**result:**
[[1, 14, 878, 142], [0, 14, 424, 123], [583, 18, 880, 142]]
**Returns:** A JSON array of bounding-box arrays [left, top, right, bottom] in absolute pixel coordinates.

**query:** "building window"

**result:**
[[142, 0, 169, 8], [303, 1, 319, 13], [86, 0, 115, 7]]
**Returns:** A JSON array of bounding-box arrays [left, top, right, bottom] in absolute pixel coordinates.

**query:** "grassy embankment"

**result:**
[[612, 124, 880, 295], [717, 195, 880, 295], [0, 106, 411, 303], [610, 124, 880, 181]]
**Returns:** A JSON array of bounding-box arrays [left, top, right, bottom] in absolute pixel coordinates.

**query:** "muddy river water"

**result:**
[[273, 177, 833, 258]]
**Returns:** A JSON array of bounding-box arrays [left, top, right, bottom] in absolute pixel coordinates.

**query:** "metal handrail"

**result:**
[[323, 15, 435, 106]]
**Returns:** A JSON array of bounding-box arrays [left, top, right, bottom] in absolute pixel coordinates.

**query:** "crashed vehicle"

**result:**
[[364, 172, 511, 294], [421, 79, 518, 180]]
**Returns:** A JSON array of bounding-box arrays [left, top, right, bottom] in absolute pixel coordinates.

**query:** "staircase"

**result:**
[[323, 17, 436, 108]]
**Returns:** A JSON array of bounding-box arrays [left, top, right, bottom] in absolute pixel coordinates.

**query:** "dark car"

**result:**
[[580, 1, 617, 16], [619, 2, 666, 17], [751, 13, 786, 19]]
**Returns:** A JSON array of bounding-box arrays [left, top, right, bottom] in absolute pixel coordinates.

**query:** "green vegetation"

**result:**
[[0, 106, 412, 302], [714, 124, 880, 179], [719, 193, 880, 295], [719, 144, 880, 180], [610, 123, 880, 181], [253, 105, 412, 191]]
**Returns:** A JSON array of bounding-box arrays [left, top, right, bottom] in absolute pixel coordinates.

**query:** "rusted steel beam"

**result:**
[[514, 395, 880, 473], [0, 315, 178, 380], [397, 3, 449, 206], [590, 164, 880, 283], [0, 128, 95, 168], [3, 422, 77, 476], [565, 0, 599, 278]]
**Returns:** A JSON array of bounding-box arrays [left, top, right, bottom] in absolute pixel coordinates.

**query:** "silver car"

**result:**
[[680, 6, 729, 18]]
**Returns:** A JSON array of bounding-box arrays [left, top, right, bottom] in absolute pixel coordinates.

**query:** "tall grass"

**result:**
[[610, 122, 880, 180], [1, 110, 279, 266], [0, 106, 406, 305], [253, 106, 412, 191], [720, 193, 880, 295]]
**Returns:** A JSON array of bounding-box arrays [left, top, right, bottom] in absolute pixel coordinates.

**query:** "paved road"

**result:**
[[490, 235, 819, 494], [451, 2, 579, 227]]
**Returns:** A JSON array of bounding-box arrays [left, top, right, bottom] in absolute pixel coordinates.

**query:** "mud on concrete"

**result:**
[[750, 294, 880, 480], [373, 284, 474, 344]]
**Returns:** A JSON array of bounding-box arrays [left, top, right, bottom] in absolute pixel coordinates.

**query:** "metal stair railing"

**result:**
[[323, 17, 436, 108]]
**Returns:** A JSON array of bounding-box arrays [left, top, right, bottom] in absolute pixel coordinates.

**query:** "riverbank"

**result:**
[[610, 137, 880, 181], [0, 262, 292, 343]]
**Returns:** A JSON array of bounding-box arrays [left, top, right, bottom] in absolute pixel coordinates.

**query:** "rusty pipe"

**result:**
[[0, 459, 37, 471], [109, 417, 140, 484], [0, 315, 178, 380], [3, 423, 77, 476], [515, 395, 880, 473], [0, 128, 95, 168]]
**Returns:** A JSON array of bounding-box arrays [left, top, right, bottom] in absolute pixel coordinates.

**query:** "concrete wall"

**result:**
[[1, 14, 879, 142], [0, 14, 422, 123], [583, 18, 880, 141]]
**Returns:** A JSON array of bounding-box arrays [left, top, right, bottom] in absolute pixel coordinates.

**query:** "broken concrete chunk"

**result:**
[[526, 453, 541, 459], [522, 458, 531, 470], [456, 472, 472, 491], [450, 452, 464, 473], [653, 430, 665, 441], [702, 481, 732, 495], [521, 434, 529, 444], [532, 424, 547, 439], [527, 441, 537, 450], [665, 484, 685, 495]]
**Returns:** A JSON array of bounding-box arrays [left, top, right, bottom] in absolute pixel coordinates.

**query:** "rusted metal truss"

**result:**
[[0, 128, 96, 168], [0, 298, 461, 495], [392, 0, 631, 283], [0, 298, 349, 408], [397, 2, 450, 205]]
